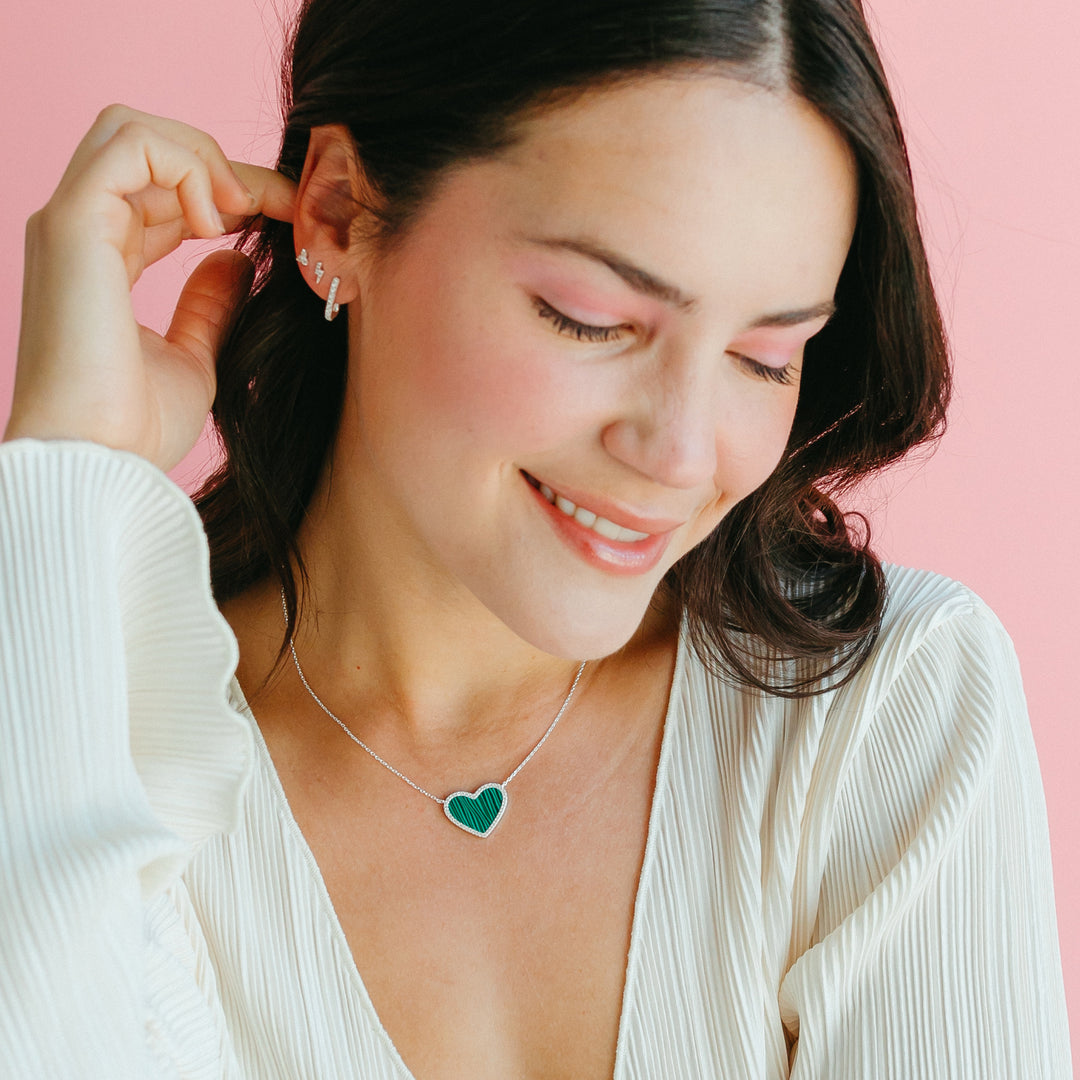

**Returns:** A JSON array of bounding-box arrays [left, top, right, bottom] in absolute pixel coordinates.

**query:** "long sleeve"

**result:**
[[0, 440, 253, 1077], [778, 589, 1072, 1077]]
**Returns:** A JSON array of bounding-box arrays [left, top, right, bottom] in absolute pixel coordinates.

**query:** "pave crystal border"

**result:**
[[442, 782, 508, 838]]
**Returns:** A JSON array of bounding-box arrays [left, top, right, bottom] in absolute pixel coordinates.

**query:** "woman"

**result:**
[[0, 0, 1070, 1075]]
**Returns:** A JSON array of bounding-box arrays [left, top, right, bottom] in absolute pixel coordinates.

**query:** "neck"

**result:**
[[293, 502, 573, 739], [225, 437, 677, 757]]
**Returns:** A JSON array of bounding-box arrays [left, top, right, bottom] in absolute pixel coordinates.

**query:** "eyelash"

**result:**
[[533, 297, 627, 342], [533, 297, 798, 386], [741, 357, 798, 386]]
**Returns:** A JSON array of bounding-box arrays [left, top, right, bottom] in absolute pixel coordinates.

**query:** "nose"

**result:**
[[601, 351, 720, 492]]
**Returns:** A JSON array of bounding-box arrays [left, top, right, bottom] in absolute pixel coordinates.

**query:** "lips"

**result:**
[[520, 471, 685, 536], [530, 479, 651, 542], [521, 470, 682, 576]]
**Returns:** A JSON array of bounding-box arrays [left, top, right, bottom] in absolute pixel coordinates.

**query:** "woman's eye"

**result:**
[[533, 297, 628, 343], [735, 354, 799, 387], [534, 296, 795, 386]]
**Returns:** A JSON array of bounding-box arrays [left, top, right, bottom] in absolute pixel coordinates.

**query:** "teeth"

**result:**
[[590, 516, 626, 541], [536, 481, 651, 543]]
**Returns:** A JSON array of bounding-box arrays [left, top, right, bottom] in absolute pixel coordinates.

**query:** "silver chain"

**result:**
[[281, 589, 586, 805]]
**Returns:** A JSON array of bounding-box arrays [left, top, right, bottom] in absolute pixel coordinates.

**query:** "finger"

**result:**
[[123, 184, 185, 230], [69, 121, 227, 240], [122, 163, 288, 236], [228, 162, 297, 224], [124, 175, 244, 233], [164, 249, 255, 387], [60, 103, 148, 179], [65, 104, 203, 168], [138, 217, 191, 269], [64, 105, 251, 214], [128, 181, 288, 273]]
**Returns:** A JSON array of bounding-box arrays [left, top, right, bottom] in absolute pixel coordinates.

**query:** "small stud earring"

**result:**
[[324, 276, 341, 322], [314, 262, 325, 285], [296, 248, 309, 266]]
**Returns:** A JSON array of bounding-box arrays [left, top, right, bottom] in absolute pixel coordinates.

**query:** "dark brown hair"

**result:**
[[197, 0, 950, 696]]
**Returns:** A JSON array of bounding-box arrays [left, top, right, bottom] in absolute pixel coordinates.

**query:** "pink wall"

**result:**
[[3, 0, 1077, 1059], [865, 4, 1080, 1062]]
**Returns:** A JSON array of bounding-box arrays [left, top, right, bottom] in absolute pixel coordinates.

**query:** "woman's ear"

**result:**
[[293, 124, 375, 309]]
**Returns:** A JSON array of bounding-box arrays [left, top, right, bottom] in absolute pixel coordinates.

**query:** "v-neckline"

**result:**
[[231, 622, 687, 1079]]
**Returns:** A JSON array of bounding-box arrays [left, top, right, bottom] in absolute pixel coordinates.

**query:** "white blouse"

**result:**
[[0, 439, 1071, 1078]]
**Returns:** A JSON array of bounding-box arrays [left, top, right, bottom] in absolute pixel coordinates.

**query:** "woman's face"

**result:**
[[340, 74, 858, 659]]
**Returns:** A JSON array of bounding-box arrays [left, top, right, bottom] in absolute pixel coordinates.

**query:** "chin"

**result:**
[[498, 591, 660, 661]]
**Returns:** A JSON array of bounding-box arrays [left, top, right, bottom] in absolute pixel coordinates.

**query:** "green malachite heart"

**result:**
[[444, 783, 507, 837]]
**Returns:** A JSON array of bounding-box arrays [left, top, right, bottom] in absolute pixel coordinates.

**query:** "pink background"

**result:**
[[2, 0, 1077, 1059]]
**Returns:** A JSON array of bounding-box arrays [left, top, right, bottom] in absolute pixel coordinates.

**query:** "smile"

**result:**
[[533, 481, 652, 542], [521, 471, 679, 577]]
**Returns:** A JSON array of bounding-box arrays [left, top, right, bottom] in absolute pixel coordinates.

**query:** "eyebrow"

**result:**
[[525, 234, 837, 329]]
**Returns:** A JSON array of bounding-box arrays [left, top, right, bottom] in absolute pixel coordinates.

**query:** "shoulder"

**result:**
[[858, 562, 1017, 699], [812, 563, 1023, 754], [805, 565, 1029, 855], [878, 561, 1007, 650], [676, 563, 1026, 811], [677, 562, 1017, 714]]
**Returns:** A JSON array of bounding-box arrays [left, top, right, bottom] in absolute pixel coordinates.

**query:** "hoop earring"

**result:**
[[324, 276, 341, 322]]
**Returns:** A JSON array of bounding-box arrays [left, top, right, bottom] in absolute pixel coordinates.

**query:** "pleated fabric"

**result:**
[[0, 439, 1072, 1078]]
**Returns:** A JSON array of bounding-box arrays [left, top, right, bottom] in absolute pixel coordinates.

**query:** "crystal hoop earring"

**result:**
[[324, 276, 341, 322]]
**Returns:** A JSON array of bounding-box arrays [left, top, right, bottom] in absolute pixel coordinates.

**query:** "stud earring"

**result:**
[[324, 276, 341, 322], [296, 248, 309, 266], [314, 261, 325, 285]]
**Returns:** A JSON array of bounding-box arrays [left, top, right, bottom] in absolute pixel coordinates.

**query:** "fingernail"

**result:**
[[212, 207, 227, 235], [235, 176, 257, 210]]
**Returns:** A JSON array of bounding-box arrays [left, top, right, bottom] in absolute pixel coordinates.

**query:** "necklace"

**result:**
[[281, 589, 587, 838]]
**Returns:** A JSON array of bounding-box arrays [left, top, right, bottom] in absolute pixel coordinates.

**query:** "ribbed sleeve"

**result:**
[[0, 440, 252, 1078], [777, 586, 1071, 1078]]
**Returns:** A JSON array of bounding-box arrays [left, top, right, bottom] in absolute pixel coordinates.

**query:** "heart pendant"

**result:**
[[444, 783, 507, 837]]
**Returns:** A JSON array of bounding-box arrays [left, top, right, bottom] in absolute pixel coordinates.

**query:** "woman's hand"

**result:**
[[4, 105, 296, 471]]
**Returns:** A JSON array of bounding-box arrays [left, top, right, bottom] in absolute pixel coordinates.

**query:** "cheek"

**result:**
[[684, 390, 799, 546], [392, 297, 596, 458], [716, 381, 799, 483]]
